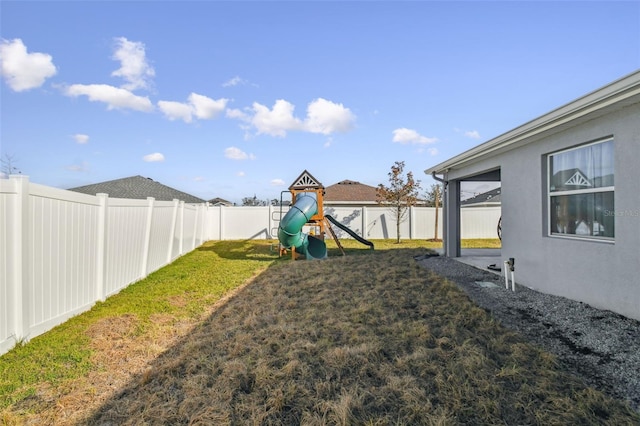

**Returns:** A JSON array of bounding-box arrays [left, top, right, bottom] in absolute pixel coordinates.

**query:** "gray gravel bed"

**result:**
[[415, 255, 640, 413]]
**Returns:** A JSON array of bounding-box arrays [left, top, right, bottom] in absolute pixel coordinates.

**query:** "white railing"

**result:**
[[0, 176, 501, 356]]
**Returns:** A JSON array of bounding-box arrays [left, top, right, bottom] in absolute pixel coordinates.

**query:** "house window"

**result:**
[[548, 138, 614, 240]]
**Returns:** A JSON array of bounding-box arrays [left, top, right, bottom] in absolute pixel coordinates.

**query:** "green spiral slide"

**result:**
[[277, 194, 327, 259]]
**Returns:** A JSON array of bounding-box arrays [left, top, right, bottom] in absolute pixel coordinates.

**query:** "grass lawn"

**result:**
[[2, 239, 637, 425]]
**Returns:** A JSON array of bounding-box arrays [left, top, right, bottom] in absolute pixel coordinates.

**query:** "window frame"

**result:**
[[546, 137, 615, 243]]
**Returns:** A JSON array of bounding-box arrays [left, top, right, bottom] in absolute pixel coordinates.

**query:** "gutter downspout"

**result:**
[[431, 171, 448, 187]]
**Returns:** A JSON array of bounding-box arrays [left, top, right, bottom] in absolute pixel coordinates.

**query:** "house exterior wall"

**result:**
[[446, 102, 640, 320]]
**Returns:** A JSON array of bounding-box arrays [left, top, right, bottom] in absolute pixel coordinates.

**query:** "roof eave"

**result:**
[[425, 70, 640, 176]]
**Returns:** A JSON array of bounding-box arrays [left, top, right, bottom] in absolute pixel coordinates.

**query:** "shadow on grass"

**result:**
[[197, 239, 281, 261], [82, 247, 639, 425], [200, 237, 380, 261]]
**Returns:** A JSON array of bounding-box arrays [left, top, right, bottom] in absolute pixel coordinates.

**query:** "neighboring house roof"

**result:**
[[461, 187, 501, 207], [208, 197, 233, 206], [425, 70, 640, 175], [324, 180, 378, 204], [68, 175, 206, 204]]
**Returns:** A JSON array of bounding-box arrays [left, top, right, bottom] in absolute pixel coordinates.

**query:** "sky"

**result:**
[[1, 1, 639, 205]]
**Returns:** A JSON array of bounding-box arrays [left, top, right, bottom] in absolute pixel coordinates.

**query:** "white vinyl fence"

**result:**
[[203, 204, 501, 242], [1, 176, 207, 356], [1, 176, 501, 356]]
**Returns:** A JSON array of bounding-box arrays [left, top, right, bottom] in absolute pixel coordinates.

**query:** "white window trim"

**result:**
[[546, 137, 614, 242]]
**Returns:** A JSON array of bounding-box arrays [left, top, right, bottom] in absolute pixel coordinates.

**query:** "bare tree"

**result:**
[[242, 195, 269, 206], [0, 153, 21, 178], [376, 161, 421, 243]]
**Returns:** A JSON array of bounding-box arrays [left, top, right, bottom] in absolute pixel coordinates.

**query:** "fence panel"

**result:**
[[104, 198, 148, 297], [182, 204, 198, 252], [461, 207, 502, 239], [27, 184, 100, 338], [0, 176, 213, 356], [205, 206, 222, 241], [222, 206, 271, 240], [413, 207, 443, 240], [194, 204, 206, 248], [0, 179, 18, 354], [147, 201, 177, 275]]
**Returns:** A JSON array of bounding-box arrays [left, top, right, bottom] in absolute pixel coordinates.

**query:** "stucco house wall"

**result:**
[[428, 71, 640, 321], [499, 103, 639, 320]]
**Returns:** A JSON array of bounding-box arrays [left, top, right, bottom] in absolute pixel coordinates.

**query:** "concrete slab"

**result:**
[[456, 248, 502, 275]]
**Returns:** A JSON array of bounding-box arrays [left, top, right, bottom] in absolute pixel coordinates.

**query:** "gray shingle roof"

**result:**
[[68, 175, 206, 204], [461, 187, 501, 206], [208, 197, 233, 206], [324, 180, 378, 203]]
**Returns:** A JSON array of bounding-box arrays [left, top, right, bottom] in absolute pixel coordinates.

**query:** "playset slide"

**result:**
[[325, 215, 375, 250], [277, 195, 327, 259]]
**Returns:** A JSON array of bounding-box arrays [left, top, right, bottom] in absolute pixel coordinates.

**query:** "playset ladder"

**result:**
[[324, 218, 345, 256]]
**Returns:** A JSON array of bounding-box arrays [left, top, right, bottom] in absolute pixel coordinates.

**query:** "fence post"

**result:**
[[95, 193, 108, 302], [409, 206, 415, 240], [167, 199, 179, 263], [191, 204, 198, 250], [11, 175, 29, 342], [178, 201, 185, 255], [141, 197, 154, 277], [219, 205, 224, 241], [196, 204, 207, 247], [201, 204, 209, 243]]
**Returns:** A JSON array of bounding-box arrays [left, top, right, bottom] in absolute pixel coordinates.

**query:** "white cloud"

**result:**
[[0, 38, 57, 92], [143, 152, 164, 162], [454, 128, 481, 139], [464, 130, 481, 139], [251, 99, 303, 137], [226, 108, 249, 121], [72, 134, 89, 144], [428, 147, 438, 156], [157, 100, 194, 122], [270, 178, 285, 186], [222, 76, 245, 87], [65, 161, 90, 172], [237, 171, 246, 177], [194, 176, 205, 182], [189, 93, 227, 119], [304, 98, 355, 135], [227, 98, 356, 138], [224, 146, 255, 160], [65, 83, 154, 112], [111, 37, 155, 91], [158, 93, 228, 122], [392, 128, 438, 145]]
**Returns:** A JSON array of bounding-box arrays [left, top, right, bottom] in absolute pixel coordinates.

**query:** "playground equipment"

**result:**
[[276, 170, 374, 260], [278, 193, 328, 259]]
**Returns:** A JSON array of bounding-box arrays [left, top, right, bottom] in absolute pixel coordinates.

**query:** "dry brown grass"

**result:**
[[3, 244, 638, 425], [75, 248, 638, 424]]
